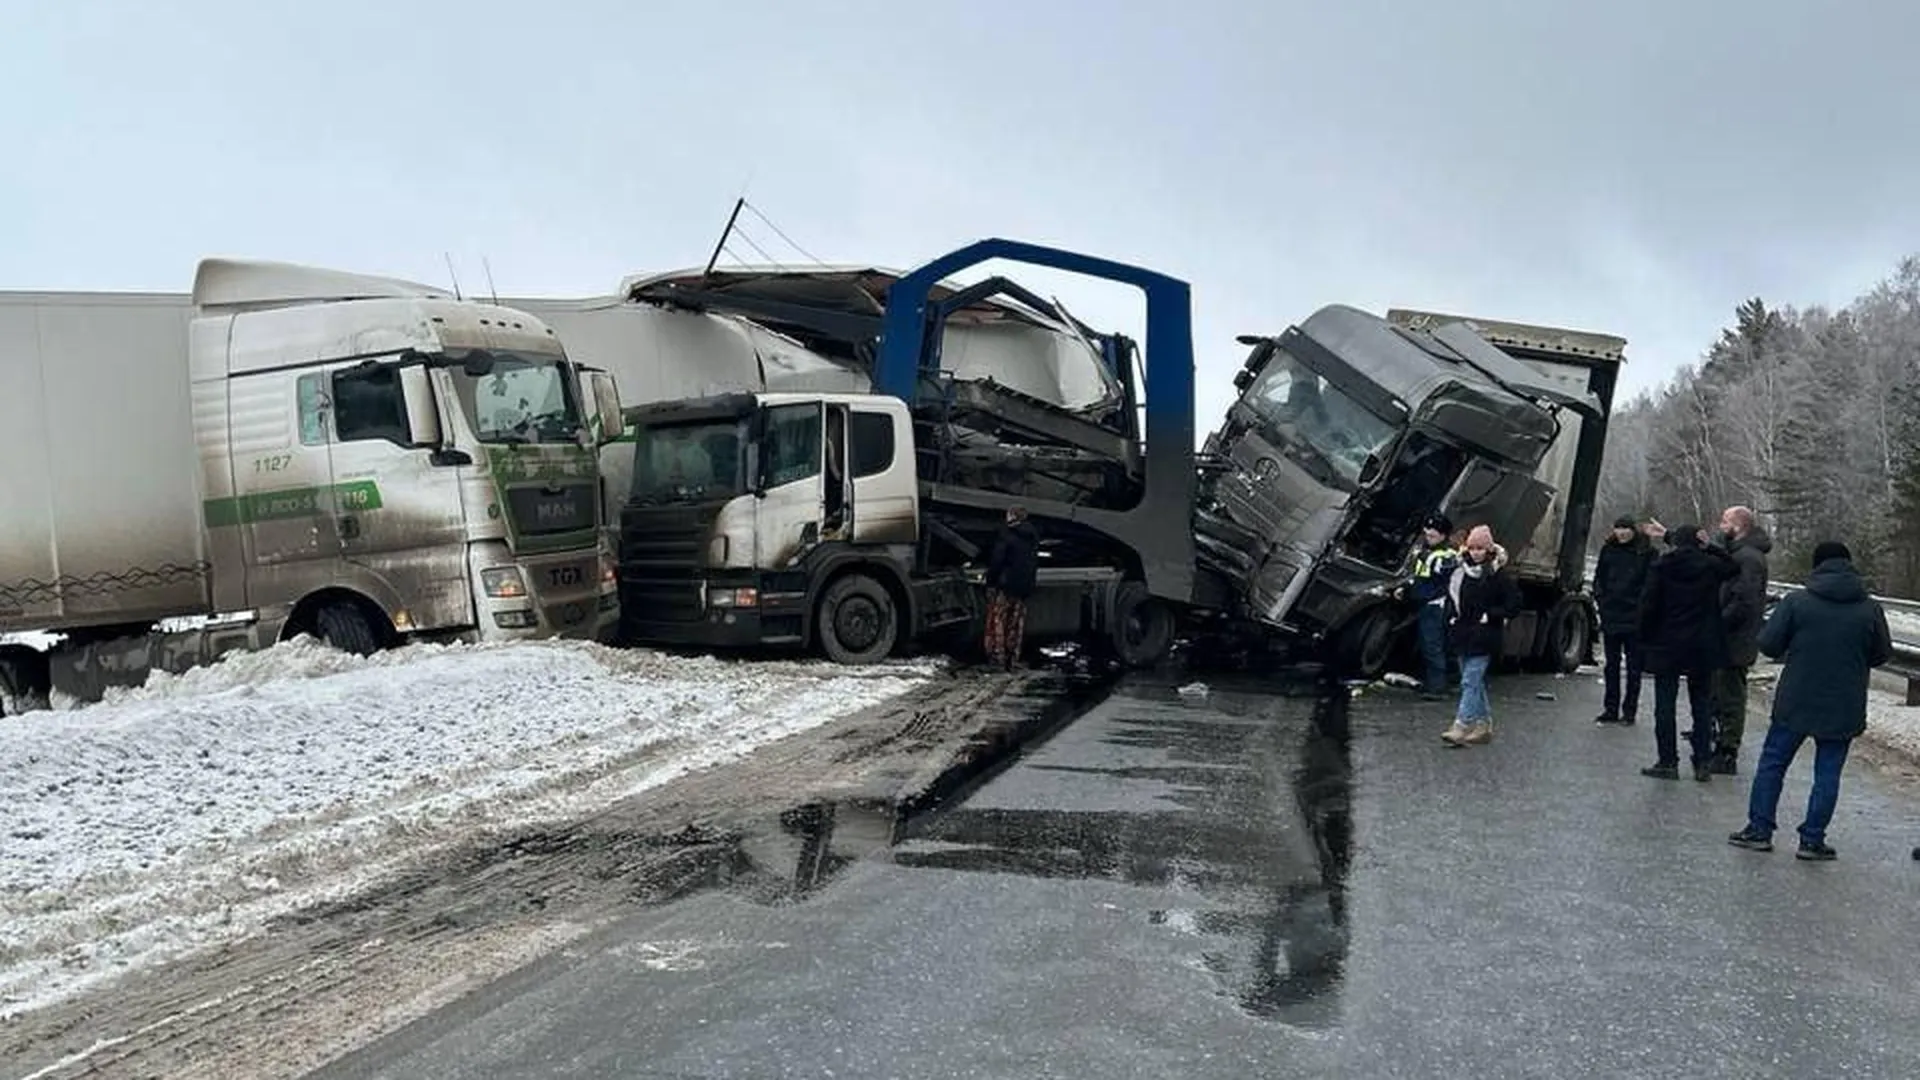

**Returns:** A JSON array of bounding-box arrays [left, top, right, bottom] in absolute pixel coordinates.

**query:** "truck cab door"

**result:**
[[321, 360, 473, 631], [755, 402, 826, 568], [848, 406, 918, 546], [1440, 460, 1554, 559], [226, 370, 345, 613], [823, 402, 850, 539]]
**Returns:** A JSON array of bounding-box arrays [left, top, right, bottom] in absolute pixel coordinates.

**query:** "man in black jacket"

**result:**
[[983, 506, 1040, 670], [1593, 515, 1656, 726], [1709, 505, 1773, 774], [1638, 525, 1739, 781], [1729, 541, 1892, 860]]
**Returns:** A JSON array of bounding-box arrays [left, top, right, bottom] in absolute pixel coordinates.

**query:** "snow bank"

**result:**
[[1864, 690, 1920, 760], [0, 637, 935, 1019]]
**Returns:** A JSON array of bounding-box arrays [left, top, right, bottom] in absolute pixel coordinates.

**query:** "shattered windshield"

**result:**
[[1242, 347, 1400, 490], [631, 420, 747, 504], [448, 353, 583, 444]]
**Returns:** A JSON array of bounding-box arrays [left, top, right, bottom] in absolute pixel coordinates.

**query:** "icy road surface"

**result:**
[[0, 638, 934, 1020]]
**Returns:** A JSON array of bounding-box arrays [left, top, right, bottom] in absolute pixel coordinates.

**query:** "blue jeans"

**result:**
[[1417, 603, 1449, 693], [1746, 722, 1853, 846], [1456, 654, 1491, 725]]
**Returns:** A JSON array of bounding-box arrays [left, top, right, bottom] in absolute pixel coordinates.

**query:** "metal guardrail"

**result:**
[[1891, 646, 1920, 707], [1766, 581, 1920, 706], [1766, 580, 1920, 646]]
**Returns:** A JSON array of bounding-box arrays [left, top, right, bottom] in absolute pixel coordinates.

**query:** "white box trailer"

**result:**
[[0, 293, 206, 631], [0, 260, 626, 709]]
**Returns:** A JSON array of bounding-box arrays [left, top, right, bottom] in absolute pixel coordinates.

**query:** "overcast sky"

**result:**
[[5, 0, 1917, 423]]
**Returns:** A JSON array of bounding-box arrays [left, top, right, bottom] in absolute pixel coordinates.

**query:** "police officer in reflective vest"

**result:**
[[1404, 513, 1460, 699]]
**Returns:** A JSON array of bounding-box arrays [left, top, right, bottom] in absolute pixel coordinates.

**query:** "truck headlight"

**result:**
[[481, 567, 528, 598], [708, 587, 757, 608], [600, 553, 617, 588]]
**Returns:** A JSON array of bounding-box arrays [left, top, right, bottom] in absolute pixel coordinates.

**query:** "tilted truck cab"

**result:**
[[0, 259, 626, 707], [1196, 304, 1621, 677]]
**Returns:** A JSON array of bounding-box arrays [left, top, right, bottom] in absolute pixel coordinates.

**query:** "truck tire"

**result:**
[[1331, 606, 1396, 682], [1543, 598, 1592, 674], [315, 602, 381, 657], [0, 647, 50, 717], [816, 574, 898, 666], [1109, 581, 1174, 668]]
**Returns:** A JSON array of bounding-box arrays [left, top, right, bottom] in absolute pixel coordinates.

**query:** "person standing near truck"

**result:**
[[1729, 541, 1892, 860], [1593, 515, 1656, 726], [1402, 513, 1460, 701], [1709, 505, 1773, 775], [1441, 525, 1520, 748], [983, 506, 1040, 670], [1638, 524, 1739, 781]]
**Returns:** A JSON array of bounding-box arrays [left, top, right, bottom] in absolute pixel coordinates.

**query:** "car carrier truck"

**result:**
[[612, 239, 1197, 666], [0, 259, 626, 710]]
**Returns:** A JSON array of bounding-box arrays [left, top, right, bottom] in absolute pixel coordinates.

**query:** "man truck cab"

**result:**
[[0, 259, 626, 706]]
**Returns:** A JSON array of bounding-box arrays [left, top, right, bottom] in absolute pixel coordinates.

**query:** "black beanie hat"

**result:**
[[1812, 541, 1851, 565]]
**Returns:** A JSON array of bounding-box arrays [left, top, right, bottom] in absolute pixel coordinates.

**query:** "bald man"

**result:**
[[1710, 505, 1773, 775]]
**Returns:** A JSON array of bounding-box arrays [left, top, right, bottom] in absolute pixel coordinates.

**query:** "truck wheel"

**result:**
[[1544, 599, 1592, 674], [0, 647, 50, 716], [314, 602, 381, 657], [817, 574, 898, 666], [1331, 606, 1396, 681], [1109, 581, 1174, 668]]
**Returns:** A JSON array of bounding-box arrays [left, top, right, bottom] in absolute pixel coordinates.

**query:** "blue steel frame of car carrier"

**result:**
[[872, 239, 1199, 607]]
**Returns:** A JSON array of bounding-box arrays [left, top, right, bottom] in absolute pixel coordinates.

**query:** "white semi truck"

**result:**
[[0, 259, 626, 710]]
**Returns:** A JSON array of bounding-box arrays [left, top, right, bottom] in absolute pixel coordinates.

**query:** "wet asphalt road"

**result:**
[[315, 667, 1920, 1079]]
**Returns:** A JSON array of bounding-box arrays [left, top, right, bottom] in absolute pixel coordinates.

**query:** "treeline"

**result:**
[[1595, 256, 1920, 596]]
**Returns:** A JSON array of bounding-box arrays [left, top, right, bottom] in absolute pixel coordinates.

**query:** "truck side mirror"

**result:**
[[586, 370, 624, 446], [399, 365, 442, 448]]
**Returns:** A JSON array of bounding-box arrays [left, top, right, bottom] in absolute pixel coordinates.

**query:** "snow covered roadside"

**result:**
[[1862, 690, 1920, 761], [0, 638, 936, 1020]]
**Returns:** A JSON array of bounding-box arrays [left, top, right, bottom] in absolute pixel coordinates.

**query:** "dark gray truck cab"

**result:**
[[1196, 305, 1617, 677]]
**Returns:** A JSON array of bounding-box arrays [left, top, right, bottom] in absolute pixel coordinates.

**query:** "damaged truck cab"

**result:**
[[1196, 305, 1617, 677]]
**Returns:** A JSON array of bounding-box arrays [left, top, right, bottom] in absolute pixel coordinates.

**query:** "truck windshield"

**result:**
[[1243, 347, 1399, 490], [631, 420, 747, 504], [448, 353, 583, 444]]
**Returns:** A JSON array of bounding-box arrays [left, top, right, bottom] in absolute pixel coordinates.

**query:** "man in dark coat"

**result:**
[[1708, 505, 1773, 774], [1637, 524, 1739, 781], [1593, 515, 1656, 725], [1729, 542, 1893, 860], [983, 506, 1040, 669]]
